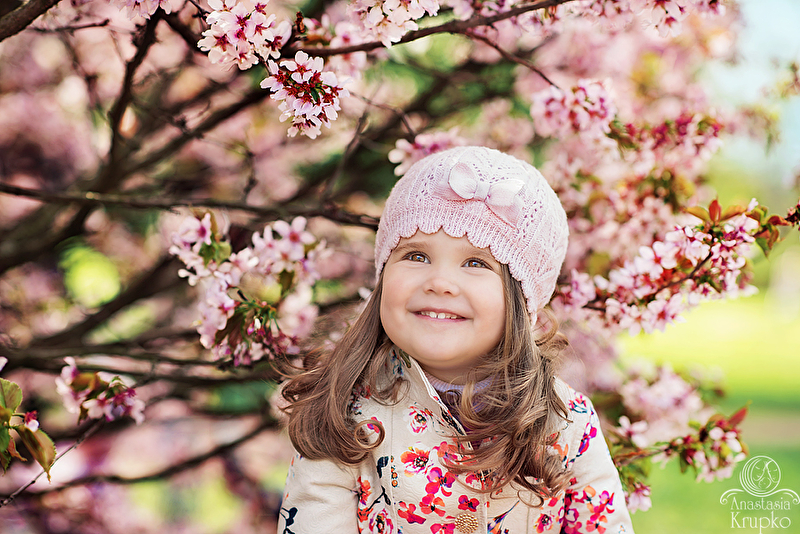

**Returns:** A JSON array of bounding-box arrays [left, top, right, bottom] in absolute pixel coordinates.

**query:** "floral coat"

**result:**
[[278, 352, 634, 534]]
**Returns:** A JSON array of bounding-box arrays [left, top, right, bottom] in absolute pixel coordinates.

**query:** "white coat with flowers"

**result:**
[[278, 350, 634, 534]]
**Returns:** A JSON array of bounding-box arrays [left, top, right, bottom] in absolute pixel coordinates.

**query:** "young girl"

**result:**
[[278, 146, 634, 533]]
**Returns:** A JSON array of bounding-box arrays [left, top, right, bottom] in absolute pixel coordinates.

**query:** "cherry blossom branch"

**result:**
[[2, 418, 276, 497], [323, 111, 370, 201], [298, 0, 576, 57], [163, 12, 200, 50], [0, 0, 61, 42], [582, 249, 716, 313], [0, 183, 380, 229]]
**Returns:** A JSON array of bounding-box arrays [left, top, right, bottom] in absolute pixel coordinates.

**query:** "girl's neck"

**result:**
[[424, 372, 493, 395]]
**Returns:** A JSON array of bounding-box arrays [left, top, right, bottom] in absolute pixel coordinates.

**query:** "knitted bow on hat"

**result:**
[[434, 161, 525, 226]]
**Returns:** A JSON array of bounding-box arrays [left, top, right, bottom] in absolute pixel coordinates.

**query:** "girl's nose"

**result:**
[[423, 269, 460, 296]]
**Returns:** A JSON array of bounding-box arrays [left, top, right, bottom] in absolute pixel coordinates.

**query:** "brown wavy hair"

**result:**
[[280, 264, 571, 501]]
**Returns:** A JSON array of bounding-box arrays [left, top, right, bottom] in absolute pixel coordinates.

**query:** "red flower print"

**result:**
[[579, 484, 597, 503], [398, 502, 426, 524], [576, 423, 597, 458], [588, 490, 614, 517], [586, 514, 607, 533], [356, 477, 371, 506], [405, 405, 433, 434], [434, 441, 461, 465], [534, 512, 554, 533], [560, 504, 581, 534], [366, 416, 383, 434], [369, 508, 394, 533], [420, 493, 446, 517], [425, 467, 456, 496], [568, 395, 589, 414], [458, 495, 479, 512], [401, 445, 431, 476], [430, 522, 456, 534]]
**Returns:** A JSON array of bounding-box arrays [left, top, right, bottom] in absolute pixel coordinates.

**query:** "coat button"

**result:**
[[454, 512, 479, 533]]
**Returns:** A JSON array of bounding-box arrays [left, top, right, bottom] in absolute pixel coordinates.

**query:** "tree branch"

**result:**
[[0, 0, 61, 43], [0, 182, 380, 229], [95, 13, 162, 193], [297, 0, 575, 57]]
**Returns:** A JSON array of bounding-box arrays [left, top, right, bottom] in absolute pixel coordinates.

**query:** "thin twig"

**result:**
[[354, 93, 417, 138], [29, 19, 110, 33], [0, 420, 104, 508], [97, 13, 162, 192], [465, 30, 559, 88], [322, 111, 370, 201]]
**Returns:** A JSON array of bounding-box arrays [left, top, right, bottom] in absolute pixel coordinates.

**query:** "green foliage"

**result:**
[[0, 377, 57, 480], [59, 239, 121, 308], [0, 378, 22, 418]]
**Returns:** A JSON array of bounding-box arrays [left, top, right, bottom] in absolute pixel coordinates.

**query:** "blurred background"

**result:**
[[0, 0, 797, 532], [628, 0, 800, 530]]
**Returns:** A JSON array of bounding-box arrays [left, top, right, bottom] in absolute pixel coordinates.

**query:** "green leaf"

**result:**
[[278, 270, 295, 297], [0, 427, 9, 453], [755, 236, 770, 256], [684, 206, 711, 224], [0, 378, 23, 414], [16, 427, 57, 481]]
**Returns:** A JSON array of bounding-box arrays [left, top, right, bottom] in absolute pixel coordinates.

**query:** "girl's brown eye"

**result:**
[[465, 259, 487, 268], [406, 252, 427, 262]]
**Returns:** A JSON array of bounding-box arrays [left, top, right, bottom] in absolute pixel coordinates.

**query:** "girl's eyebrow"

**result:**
[[392, 241, 430, 256], [459, 244, 497, 263]]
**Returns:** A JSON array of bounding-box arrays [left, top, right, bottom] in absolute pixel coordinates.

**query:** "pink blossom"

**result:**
[[260, 51, 348, 138], [625, 483, 652, 513], [531, 79, 617, 141], [617, 415, 649, 448], [172, 213, 213, 249], [112, 0, 172, 20], [24, 411, 40, 432], [273, 217, 316, 258], [388, 130, 468, 175], [198, 0, 285, 70]]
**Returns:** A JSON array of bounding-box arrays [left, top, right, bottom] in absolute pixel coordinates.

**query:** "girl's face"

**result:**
[[379, 229, 506, 384]]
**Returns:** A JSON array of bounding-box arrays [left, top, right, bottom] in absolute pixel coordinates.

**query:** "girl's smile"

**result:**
[[379, 229, 506, 384]]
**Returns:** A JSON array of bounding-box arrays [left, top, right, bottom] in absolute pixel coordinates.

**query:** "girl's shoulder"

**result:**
[[553, 377, 594, 417], [551, 377, 600, 446]]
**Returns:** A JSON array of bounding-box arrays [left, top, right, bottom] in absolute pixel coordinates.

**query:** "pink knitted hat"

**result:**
[[375, 146, 569, 318]]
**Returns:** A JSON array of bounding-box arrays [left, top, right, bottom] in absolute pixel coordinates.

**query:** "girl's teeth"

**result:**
[[422, 311, 457, 319]]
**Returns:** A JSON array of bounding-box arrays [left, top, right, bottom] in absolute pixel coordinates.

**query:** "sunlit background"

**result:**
[[627, 0, 800, 530], [1, 1, 798, 532]]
